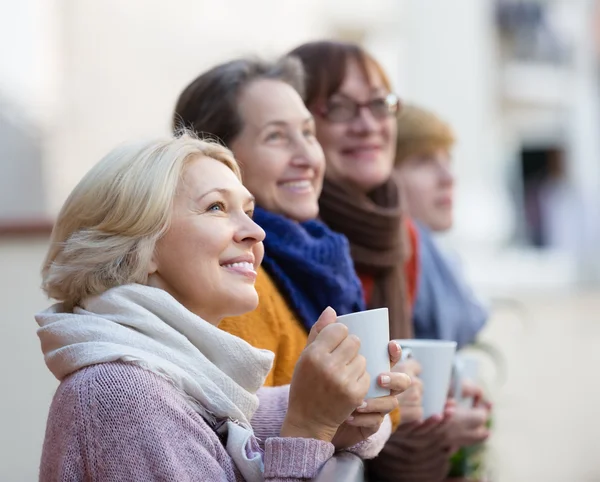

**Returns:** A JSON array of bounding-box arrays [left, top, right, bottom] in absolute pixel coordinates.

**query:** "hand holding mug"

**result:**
[[282, 307, 370, 443], [332, 340, 412, 449], [394, 358, 424, 425]]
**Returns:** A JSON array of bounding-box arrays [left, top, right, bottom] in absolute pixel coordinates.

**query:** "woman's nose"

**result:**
[[349, 106, 380, 134], [240, 217, 266, 244]]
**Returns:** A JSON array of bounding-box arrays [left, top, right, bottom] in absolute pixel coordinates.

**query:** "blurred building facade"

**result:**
[[3, 0, 600, 290]]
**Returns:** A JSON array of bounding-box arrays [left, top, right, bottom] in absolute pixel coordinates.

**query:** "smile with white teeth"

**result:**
[[222, 262, 255, 270], [280, 180, 313, 192]]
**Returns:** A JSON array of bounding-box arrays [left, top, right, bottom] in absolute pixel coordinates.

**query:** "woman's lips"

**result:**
[[221, 261, 257, 281], [278, 179, 314, 193], [435, 196, 453, 208], [340, 145, 382, 161]]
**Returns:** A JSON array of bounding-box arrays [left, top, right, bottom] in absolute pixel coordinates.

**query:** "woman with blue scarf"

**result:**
[[172, 56, 412, 450]]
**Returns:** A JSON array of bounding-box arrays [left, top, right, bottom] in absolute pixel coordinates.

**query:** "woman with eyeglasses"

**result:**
[[287, 41, 455, 481]]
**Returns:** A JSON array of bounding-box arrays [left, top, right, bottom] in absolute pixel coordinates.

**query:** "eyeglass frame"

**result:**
[[315, 92, 402, 123]]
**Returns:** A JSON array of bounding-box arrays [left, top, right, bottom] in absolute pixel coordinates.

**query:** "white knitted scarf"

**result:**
[[36, 283, 275, 481]]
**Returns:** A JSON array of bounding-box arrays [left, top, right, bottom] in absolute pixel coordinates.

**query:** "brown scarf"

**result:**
[[319, 177, 413, 340]]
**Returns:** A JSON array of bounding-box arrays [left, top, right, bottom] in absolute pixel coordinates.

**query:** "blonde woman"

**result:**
[[36, 135, 405, 481]]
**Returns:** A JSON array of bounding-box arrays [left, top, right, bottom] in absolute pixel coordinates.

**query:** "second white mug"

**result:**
[[395, 338, 457, 418]]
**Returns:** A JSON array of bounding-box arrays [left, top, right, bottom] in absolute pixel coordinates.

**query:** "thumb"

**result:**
[[306, 306, 337, 345]]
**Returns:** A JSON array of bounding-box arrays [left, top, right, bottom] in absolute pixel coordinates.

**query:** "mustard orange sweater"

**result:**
[[219, 268, 307, 387]]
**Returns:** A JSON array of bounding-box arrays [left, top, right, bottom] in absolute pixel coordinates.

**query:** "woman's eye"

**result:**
[[266, 131, 285, 141], [303, 128, 315, 138], [328, 103, 353, 115], [246, 209, 255, 219], [208, 202, 226, 212]]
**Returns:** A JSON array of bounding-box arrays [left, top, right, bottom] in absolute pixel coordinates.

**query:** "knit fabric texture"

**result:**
[[253, 207, 365, 331], [359, 218, 421, 311], [219, 268, 308, 387], [40, 362, 335, 481], [250, 384, 393, 461], [319, 177, 413, 340]]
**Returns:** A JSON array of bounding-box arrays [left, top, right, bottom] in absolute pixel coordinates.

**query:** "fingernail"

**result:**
[[358, 401, 367, 410], [346, 415, 354, 422], [394, 341, 402, 353], [380, 375, 391, 387]]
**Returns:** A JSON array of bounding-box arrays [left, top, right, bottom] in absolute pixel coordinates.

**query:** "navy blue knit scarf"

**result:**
[[253, 206, 365, 331]]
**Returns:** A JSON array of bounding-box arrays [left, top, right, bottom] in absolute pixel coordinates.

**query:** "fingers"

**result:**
[[345, 412, 385, 430], [330, 332, 361, 364], [355, 395, 398, 416], [404, 358, 422, 376], [392, 358, 422, 377], [461, 379, 484, 399], [344, 350, 367, 381], [388, 340, 402, 368], [306, 306, 337, 345], [398, 377, 423, 406], [406, 414, 447, 436], [476, 396, 493, 412], [460, 406, 489, 430], [445, 405, 491, 447], [378, 372, 412, 396], [309, 321, 348, 352], [455, 425, 491, 447], [335, 353, 370, 406], [398, 406, 424, 425]]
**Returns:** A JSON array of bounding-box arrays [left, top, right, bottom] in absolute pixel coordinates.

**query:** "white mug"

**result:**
[[337, 308, 391, 399], [395, 339, 457, 418]]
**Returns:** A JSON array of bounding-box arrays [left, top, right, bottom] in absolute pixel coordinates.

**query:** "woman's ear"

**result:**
[[147, 253, 159, 276], [146, 256, 161, 289]]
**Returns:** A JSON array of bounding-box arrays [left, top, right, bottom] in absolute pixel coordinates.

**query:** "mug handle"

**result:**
[[452, 357, 464, 402], [399, 346, 413, 361]]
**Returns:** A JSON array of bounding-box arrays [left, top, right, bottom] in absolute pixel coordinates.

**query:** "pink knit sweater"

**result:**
[[39, 362, 334, 481]]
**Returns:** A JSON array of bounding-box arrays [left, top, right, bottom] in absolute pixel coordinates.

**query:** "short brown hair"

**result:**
[[286, 40, 393, 109], [395, 104, 455, 166], [173, 57, 305, 146]]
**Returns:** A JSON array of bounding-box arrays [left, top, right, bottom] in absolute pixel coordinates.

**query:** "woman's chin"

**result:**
[[342, 166, 392, 193], [220, 292, 259, 319], [277, 202, 319, 223]]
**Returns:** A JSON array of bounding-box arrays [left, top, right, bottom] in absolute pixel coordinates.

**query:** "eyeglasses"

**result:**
[[318, 93, 401, 123]]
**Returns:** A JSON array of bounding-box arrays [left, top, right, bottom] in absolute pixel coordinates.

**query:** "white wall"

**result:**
[[45, 0, 335, 214], [0, 238, 57, 482]]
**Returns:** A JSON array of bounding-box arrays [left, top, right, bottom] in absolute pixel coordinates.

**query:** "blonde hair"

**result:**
[[395, 104, 455, 166], [42, 133, 240, 308]]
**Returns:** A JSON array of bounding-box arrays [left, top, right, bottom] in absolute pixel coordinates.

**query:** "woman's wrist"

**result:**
[[280, 414, 338, 443]]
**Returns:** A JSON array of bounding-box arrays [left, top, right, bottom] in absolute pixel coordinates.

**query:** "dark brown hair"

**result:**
[[173, 57, 305, 147], [286, 40, 393, 109]]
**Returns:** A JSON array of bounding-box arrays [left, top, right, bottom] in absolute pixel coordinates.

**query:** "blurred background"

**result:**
[[2, 0, 600, 480]]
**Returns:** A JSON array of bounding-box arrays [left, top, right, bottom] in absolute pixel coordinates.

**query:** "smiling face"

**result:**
[[148, 155, 266, 324], [313, 59, 397, 193], [395, 148, 455, 232], [230, 79, 326, 222]]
